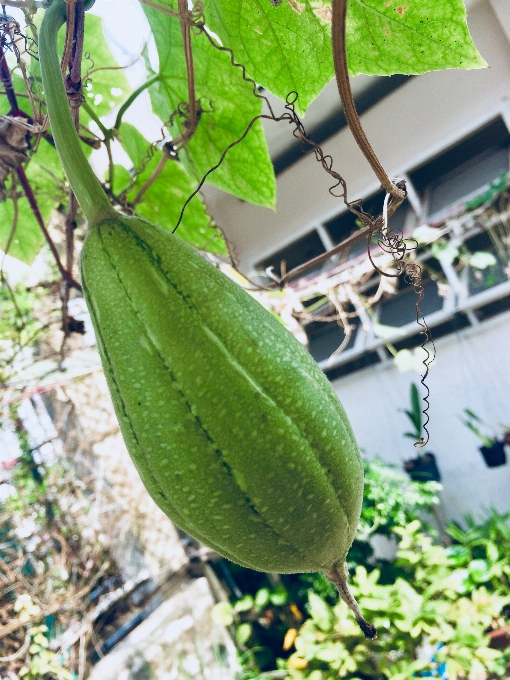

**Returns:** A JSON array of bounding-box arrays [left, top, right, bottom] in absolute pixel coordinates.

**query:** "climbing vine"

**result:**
[[0, 0, 486, 417]]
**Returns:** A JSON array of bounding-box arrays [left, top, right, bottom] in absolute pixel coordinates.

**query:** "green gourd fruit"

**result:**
[[39, 0, 375, 637]]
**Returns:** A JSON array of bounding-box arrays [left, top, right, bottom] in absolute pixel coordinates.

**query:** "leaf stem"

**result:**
[[131, 149, 169, 207], [113, 74, 159, 131], [331, 0, 405, 204], [0, 43, 19, 111], [39, 0, 116, 226], [80, 101, 115, 187], [81, 100, 108, 137], [176, 0, 198, 148], [16, 165, 82, 290]]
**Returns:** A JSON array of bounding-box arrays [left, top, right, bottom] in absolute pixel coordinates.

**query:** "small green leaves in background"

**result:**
[[236, 622, 253, 645], [467, 251, 497, 269], [307, 592, 334, 633], [400, 382, 423, 442], [356, 457, 440, 541], [254, 586, 271, 610], [235, 594, 256, 612], [203, 0, 334, 116], [286, 518, 510, 680], [12, 602, 72, 680], [249, 584, 288, 610], [461, 408, 495, 448], [431, 238, 460, 265], [228, 474, 509, 679], [211, 600, 235, 626], [116, 123, 228, 254], [270, 585, 289, 606], [143, 5, 276, 208], [209, 599, 254, 645], [346, 0, 487, 76], [466, 173, 508, 210]]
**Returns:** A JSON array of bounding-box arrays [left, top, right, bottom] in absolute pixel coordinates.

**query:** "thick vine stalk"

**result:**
[[39, 0, 116, 226]]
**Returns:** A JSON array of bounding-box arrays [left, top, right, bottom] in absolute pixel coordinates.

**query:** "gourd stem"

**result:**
[[39, 0, 116, 226], [324, 562, 377, 639]]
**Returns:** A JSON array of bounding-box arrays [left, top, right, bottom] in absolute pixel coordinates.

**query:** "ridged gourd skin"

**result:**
[[81, 213, 364, 574]]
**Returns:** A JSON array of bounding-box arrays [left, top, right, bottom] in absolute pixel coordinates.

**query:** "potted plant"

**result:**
[[462, 409, 508, 468], [401, 383, 441, 483]]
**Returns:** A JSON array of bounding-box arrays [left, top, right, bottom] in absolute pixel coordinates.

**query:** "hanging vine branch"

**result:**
[[331, 0, 406, 208], [175, 0, 199, 148]]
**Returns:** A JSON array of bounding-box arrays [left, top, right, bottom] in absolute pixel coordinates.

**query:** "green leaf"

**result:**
[[143, 5, 275, 208], [307, 592, 333, 632], [463, 420, 493, 448], [443, 568, 471, 594], [445, 544, 470, 566], [346, 0, 487, 77], [467, 251, 497, 270], [269, 585, 289, 606], [210, 601, 234, 626], [117, 123, 227, 254], [373, 323, 403, 340], [203, 0, 334, 116], [77, 13, 131, 121], [412, 224, 441, 245], [464, 408, 482, 422], [255, 587, 271, 610], [234, 595, 254, 613], [410, 383, 422, 435], [468, 559, 490, 584], [486, 541, 499, 564], [465, 173, 507, 209], [0, 140, 66, 264], [111, 164, 132, 195], [236, 622, 253, 645]]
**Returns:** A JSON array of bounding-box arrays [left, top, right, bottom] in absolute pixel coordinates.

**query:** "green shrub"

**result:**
[[229, 460, 442, 675], [286, 520, 510, 680]]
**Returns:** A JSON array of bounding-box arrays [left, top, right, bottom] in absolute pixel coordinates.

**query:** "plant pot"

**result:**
[[479, 441, 507, 468], [404, 452, 441, 483], [489, 625, 510, 650]]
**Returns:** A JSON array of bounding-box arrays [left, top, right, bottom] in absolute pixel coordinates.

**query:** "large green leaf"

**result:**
[[203, 0, 334, 116], [72, 13, 132, 122], [142, 4, 275, 208], [116, 123, 227, 254], [346, 0, 487, 76], [0, 140, 66, 264], [203, 0, 485, 96]]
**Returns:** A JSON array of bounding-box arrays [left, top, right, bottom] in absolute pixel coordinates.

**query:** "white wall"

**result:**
[[331, 312, 510, 523]]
